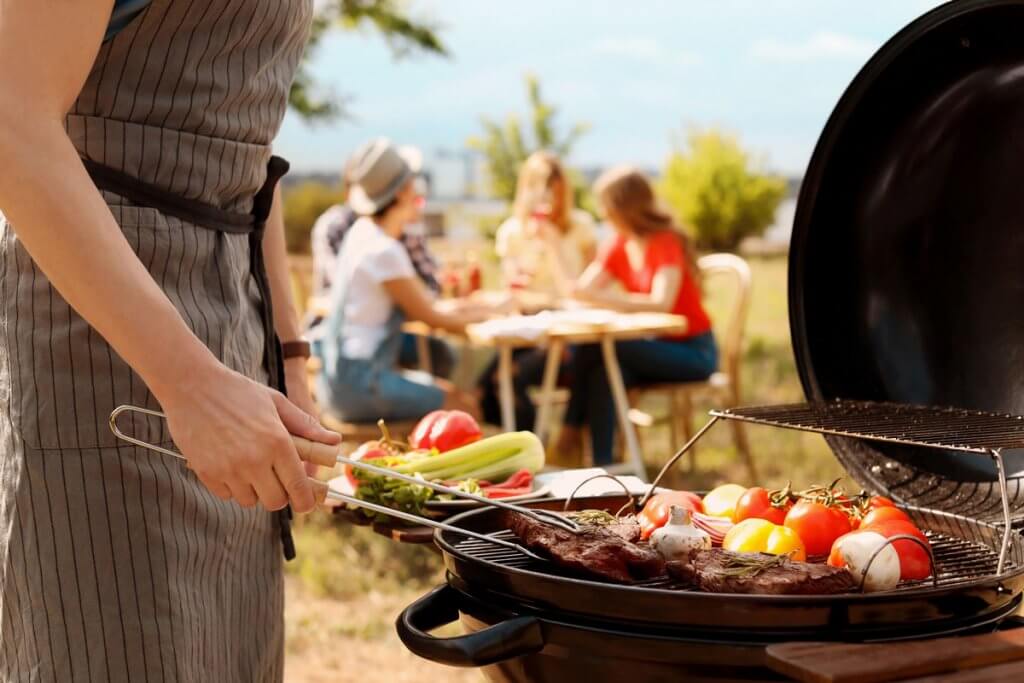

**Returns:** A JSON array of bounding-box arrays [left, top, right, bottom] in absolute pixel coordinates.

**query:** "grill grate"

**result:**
[[451, 522, 1018, 591], [711, 401, 1024, 454]]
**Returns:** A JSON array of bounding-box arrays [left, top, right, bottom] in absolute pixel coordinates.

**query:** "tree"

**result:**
[[282, 181, 346, 254], [659, 129, 786, 251], [468, 74, 589, 201], [290, 0, 448, 122]]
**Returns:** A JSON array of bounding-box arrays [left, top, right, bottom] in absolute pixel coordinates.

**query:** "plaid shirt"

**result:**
[[311, 204, 440, 297]]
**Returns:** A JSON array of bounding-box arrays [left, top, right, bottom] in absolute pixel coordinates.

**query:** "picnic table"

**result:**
[[405, 306, 687, 479]]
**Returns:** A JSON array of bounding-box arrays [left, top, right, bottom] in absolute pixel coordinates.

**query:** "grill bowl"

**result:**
[[434, 501, 1024, 639]]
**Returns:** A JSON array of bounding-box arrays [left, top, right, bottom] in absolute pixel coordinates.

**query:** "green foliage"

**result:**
[[659, 129, 786, 251], [468, 74, 590, 202], [282, 181, 345, 253], [286, 516, 443, 600], [290, 1, 448, 122]]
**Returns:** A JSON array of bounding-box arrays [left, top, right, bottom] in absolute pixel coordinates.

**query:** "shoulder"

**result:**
[[354, 224, 415, 280], [496, 217, 523, 240], [356, 220, 404, 253], [649, 231, 686, 265], [314, 204, 348, 225], [596, 233, 627, 265], [495, 217, 524, 254], [313, 204, 354, 233]]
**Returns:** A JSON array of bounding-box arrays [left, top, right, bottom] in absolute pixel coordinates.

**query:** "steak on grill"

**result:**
[[667, 549, 857, 595], [585, 514, 642, 543], [505, 511, 665, 583]]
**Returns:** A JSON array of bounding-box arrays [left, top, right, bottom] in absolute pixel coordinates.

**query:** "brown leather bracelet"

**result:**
[[281, 340, 311, 360]]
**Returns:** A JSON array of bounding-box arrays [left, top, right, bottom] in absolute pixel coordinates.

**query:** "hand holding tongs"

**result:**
[[109, 405, 578, 559]]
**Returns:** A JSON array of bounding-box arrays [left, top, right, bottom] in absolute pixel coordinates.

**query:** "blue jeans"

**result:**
[[317, 359, 445, 422], [565, 332, 718, 465], [314, 307, 445, 422]]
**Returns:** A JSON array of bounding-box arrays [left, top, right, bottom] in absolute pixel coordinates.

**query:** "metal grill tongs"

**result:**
[[108, 405, 578, 560]]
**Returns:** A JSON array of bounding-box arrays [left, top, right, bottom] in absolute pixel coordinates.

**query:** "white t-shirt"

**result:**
[[330, 217, 416, 359], [495, 209, 597, 292]]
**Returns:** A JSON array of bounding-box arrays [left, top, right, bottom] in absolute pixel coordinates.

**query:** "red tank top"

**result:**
[[598, 231, 712, 338]]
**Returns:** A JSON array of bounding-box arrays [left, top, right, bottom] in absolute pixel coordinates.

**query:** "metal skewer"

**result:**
[[109, 404, 580, 534], [322, 488, 547, 561]]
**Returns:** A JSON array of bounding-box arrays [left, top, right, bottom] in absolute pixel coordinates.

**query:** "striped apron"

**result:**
[[0, 1, 312, 681]]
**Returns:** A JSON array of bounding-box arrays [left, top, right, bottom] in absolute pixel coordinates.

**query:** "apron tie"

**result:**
[[85, 155, 298, 560]]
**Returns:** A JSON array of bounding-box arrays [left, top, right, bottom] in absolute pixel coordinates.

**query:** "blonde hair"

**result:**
[[594, 165, 700, 281], [512, 151, 575, 234]]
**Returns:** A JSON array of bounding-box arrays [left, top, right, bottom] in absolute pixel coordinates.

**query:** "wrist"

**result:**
[[284, 356, 309, 374], [146, 341, 226, 408]]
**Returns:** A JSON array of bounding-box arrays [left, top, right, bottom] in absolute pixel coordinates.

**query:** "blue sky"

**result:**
[[274, 0, 944, 180]]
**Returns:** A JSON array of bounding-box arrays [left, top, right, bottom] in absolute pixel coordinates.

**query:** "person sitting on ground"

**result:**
[[478, 151, 596, 429], [315, 138, 495, 422], [309, 147, 454, 377], [556, 165, 718, 465]]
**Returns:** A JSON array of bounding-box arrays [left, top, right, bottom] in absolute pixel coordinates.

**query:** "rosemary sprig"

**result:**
[[568, 510, 619, 526], [720, 553, 793, 578]]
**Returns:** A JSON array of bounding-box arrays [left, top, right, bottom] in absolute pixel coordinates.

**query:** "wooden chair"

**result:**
[[628, 253, 757, 480], [288, 254, 315, 318]]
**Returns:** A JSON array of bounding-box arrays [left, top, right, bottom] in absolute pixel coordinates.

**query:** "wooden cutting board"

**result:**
[[900, 659, 1024, 682], [766, 629, 1024, 683]]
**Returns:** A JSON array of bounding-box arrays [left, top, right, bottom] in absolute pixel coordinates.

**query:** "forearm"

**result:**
[[543, 244, 573, 297], [262, 186, 303, 342], [420, 307, 482, 335], [0, 116, 218, 400], [576, 289, 672, 313]]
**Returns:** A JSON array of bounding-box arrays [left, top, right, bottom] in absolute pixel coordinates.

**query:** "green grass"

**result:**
[[287, 516, 445, 600]]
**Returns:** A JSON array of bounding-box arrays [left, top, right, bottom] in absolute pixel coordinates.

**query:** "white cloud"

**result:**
[[750, 31, 876, 63], [589, 37, 701, 68]]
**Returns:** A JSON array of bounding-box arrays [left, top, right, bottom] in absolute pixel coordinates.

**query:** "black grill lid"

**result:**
[[789, 0, 1024, 514]]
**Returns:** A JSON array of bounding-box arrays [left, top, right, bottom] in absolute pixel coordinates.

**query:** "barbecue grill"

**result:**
[[392, 1, 1024, 680]]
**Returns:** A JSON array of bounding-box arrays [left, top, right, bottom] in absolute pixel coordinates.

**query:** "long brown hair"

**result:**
[[594, 165, 700, 281], [512, 151, 575, 234]]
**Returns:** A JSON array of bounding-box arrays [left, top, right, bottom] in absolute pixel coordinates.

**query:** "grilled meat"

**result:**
[[667, 549, 857, 595], [505, 511, 665, 583], [600, 515, 642, 543]]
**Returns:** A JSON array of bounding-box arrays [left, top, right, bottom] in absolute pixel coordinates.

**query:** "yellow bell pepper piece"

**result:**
[[723, 518, 807, 562]]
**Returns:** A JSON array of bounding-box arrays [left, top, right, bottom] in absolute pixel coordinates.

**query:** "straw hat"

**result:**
[[347, 138, 423, 215]]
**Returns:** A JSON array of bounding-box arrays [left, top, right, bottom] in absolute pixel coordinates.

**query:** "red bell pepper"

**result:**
[[410, 410, 483, 453]]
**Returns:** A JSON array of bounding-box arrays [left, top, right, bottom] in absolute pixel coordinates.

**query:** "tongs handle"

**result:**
[[109, 404, 338, 463], [109, 404, 334, 505]]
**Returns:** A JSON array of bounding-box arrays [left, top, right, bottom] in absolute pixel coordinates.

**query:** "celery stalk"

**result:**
[[392, 431, 542, 478]]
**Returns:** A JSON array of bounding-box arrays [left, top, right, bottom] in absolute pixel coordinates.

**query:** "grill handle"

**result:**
[[396, 585, 545, 667]]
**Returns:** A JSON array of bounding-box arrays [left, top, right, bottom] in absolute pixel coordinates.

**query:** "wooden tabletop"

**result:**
[[404, 310, 688, 348], [766, 626, 1024, 682]]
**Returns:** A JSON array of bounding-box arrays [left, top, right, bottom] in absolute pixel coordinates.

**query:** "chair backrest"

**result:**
[[698, 253, 752, 385], [288, 254, 315, 316]]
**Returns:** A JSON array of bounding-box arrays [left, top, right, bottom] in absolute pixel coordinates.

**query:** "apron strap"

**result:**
[[84, 154, 298, 560], [81, 158, 257, 233]]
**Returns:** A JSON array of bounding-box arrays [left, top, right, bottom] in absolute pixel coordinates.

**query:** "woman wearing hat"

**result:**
[[316, 138, 490, 422], [0, 1, 340, 680]]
